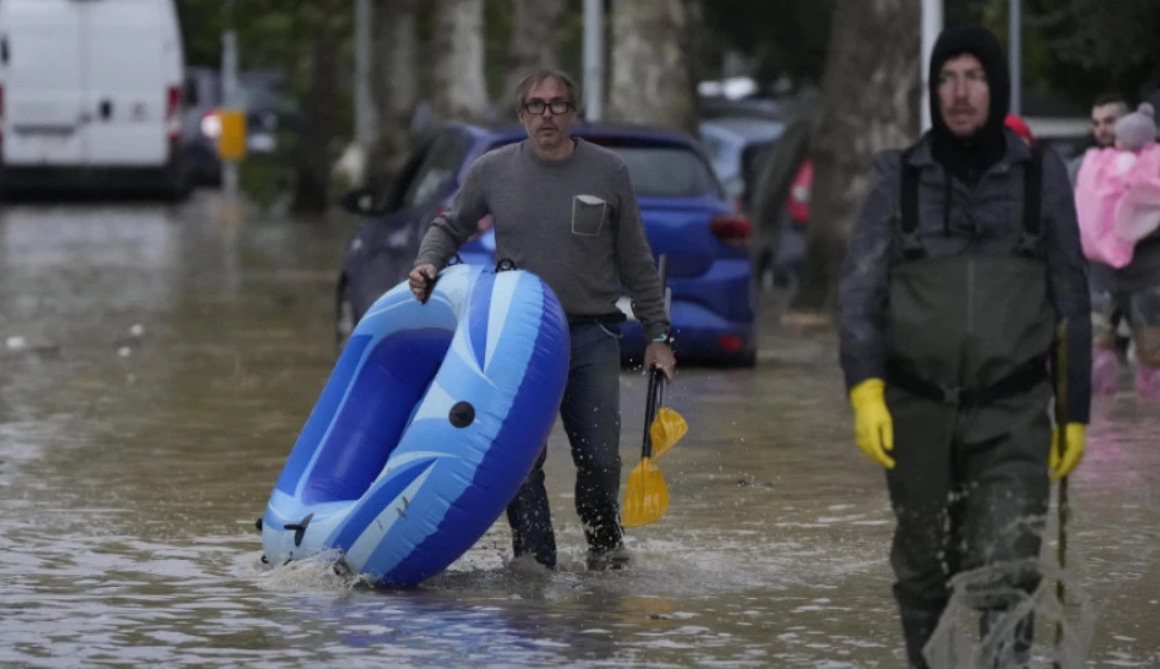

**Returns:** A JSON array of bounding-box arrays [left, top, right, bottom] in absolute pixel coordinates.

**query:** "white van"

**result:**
[[0, 0, 187, 197]]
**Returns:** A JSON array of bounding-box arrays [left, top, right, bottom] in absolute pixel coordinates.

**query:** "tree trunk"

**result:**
[[607, 0, 697, 135], [795, 0, 920, 312], [292, 29, 342, 215], [431, 0, 488, 122], [366, 0, 419, 190], [502, 0, 568, 107]]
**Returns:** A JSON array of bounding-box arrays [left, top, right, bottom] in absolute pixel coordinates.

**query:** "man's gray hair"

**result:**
[[514, 69, 579, 113]]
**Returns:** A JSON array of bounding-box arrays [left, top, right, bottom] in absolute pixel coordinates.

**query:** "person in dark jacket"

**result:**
[[838, 25, 1091, 668], [1068, 94, 1129, 185], [1084, 103, 1160, 399]]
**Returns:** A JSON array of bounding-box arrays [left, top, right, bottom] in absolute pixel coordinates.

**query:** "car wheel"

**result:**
[[732, 347, 758, 368], [727, 339, 758, 368], [336, 284, 357, 354]]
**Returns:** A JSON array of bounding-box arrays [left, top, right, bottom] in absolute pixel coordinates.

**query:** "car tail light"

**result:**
[[719, 335, 745, 352], [200, 108, 222, 139], [709, 213, 751, 248], [166, 85, 181, 143], [462, 214, 494, 242], [787, 159, 813, 227]]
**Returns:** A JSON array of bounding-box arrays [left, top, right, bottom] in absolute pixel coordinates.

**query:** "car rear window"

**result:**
[[482, 137, 720, 199], [604, 145, 720, 198], [403, 132, 472, 209]]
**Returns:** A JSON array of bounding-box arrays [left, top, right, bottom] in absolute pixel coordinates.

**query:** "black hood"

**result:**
[[928, 25, 1010, 184]]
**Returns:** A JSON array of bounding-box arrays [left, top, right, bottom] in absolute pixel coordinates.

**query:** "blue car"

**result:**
[[336, 122, 757, 367]]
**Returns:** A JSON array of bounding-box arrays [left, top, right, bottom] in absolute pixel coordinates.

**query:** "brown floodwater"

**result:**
[[1, 194, 1157, 667]]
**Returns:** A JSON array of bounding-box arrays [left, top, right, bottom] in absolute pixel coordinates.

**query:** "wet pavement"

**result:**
[[1, 193, 1158, 667]]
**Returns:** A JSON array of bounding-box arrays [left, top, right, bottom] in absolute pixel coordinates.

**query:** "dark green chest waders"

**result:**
[[883, 147, 1056, 669], [886, 146, 1054, 400]]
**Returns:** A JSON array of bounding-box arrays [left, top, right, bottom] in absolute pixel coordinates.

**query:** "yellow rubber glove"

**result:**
[[1049, 422, 1086, 481], [850, 378, 895, 469]]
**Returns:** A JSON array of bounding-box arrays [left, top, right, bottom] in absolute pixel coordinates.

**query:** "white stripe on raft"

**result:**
[[486, 272, 521, 371], [343, 463, 438, 569]]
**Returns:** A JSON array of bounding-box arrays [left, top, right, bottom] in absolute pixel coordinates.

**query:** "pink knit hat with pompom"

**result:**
[[1115, 102, 1156, 150]]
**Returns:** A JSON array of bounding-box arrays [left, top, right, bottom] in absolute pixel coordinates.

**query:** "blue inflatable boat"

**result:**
[[261, 264, 569, 587]]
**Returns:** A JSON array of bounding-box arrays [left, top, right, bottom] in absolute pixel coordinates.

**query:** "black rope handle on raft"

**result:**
[[446, 253, 464, 266], [495, 258, 517, 272]]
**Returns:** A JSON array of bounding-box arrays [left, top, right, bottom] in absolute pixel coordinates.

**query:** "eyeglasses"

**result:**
[[522, 99, 573, 115]]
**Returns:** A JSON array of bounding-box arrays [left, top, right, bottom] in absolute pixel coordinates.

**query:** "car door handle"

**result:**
[[99, 100, 113, 120]]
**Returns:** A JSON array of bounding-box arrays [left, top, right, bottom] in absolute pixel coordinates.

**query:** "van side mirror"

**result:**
[[340, 188, 384, 216]]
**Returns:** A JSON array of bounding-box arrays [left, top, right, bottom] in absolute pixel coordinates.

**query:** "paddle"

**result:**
[[622, 255, 688, 528], [622, 366, 671, 527]]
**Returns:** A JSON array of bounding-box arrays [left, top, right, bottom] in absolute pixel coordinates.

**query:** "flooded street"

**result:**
[[1, 194, 1158, 667]]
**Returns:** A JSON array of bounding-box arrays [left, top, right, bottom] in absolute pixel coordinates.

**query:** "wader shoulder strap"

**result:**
[[1016, 145, 1044, 256], [900, 146, 1045, 259], [899, 148, 926, 260]]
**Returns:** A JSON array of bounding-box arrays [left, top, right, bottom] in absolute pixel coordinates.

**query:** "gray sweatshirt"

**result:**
[[414, 138, 669, 340]]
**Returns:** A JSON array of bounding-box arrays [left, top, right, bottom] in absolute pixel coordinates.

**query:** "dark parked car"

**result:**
[[180, 67, 300, 186], [337, 122, 759, 367], [699, 117, 785, 211]]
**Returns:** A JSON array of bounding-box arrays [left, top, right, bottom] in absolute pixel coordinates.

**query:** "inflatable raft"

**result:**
[[261, 264, 569, 587]]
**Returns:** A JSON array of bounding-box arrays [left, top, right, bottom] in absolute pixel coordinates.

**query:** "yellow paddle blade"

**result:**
[[622, 457, 670, 528], [649, 407, 688, 459]]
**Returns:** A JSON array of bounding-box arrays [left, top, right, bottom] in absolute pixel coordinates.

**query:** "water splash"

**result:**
[[925, 562, 1095, 668], [255, 550, 370, 592]]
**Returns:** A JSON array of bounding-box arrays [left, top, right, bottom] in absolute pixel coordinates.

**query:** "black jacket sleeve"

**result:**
[[838, 151, 901, 392], [1041, 147, 1093, 423]]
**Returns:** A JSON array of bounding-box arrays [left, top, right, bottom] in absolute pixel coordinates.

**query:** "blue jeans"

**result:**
[[504, 322, 623, 568]]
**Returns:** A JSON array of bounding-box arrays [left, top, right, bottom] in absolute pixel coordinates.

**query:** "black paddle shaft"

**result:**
[[1053, 322, 1070, 665], [642, 367, 660, 458], [641, 254, 669, 459]]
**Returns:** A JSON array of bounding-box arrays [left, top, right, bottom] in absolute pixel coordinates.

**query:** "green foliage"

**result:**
[[484, 0, 515, 100], [698, 0, 1158, 111], [239, 143, 295, 210], [946, 0, 991, 28], [556, 6, 586, 89], [699, 0, 833, 88], [481, 0, 585, 105], [951, 0, 1160, 108], [177, 0, 354, 100], [175, 0, 222, 67], [1024, 0, 1160, 104]]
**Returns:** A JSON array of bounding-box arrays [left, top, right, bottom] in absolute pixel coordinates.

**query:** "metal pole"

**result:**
[[222, 31, 238, 114], [1009, 0, 1022, 116], [920, 0, 943, 133], [583, 0, 604, 122], [221, 21, 239, 199], [355, 0, 376, 148]]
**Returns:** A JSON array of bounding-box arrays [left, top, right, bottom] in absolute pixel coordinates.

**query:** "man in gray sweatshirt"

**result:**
[[408, 69, 675, 571]]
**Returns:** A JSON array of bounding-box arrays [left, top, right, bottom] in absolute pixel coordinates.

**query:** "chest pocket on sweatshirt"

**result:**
[[571, 194, 609, 237]]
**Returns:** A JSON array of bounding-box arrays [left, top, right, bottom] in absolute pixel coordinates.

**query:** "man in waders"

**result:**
[[838, 25, 1092, 667]]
